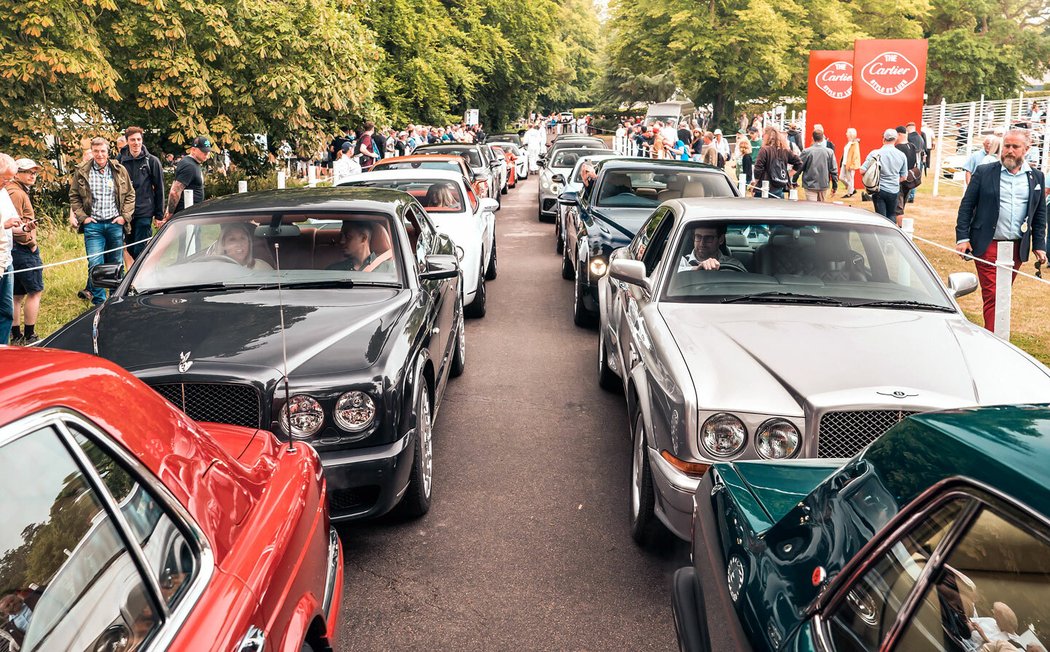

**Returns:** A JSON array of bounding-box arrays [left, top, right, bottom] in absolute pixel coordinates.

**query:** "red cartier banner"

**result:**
[[849, 39, 928, 162], [805, 50, 854, 155]]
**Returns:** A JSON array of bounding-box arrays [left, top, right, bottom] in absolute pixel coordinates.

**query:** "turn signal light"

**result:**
[[660, 450, 710, 477]]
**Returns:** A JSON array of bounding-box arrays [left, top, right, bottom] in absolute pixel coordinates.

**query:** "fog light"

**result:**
[[589, 258, 608, 277], [756, 418, 800, 459]]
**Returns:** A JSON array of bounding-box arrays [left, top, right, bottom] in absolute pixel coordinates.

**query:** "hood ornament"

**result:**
[[877, 389, 917, 400], [178, 351, 193, 373]]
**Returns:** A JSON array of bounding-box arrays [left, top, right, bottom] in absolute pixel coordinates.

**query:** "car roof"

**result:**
[[667, 197, 898, 227], [173, 187, 412, 219], [864, 405, 1050, 516]]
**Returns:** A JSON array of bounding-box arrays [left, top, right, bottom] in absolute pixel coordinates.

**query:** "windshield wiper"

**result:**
[[256, 279, 401, 290], [721, 291, 849, 305], [130, 282, 235, 296], [846, 299, 955, 312]]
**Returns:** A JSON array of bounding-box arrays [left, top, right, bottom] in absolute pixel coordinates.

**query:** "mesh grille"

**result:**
[[151, 383, 261, 428], [818, 410, 917, 458], [330, 486, 380, 515]]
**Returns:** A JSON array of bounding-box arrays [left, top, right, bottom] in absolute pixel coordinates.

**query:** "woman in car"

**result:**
[[218, 222, 272, 270], [424, 182, 462, 210]]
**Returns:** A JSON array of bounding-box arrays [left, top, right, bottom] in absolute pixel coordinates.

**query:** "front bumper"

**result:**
[[648, 447, 701, 540], [319, 429, 415, 521], [539, 194, 558, 217]]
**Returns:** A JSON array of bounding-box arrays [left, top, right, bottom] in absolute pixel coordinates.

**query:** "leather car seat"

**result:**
[[680, 180, 707, 199], [601, 172, 633, 201], [754, 226, 819, 277]]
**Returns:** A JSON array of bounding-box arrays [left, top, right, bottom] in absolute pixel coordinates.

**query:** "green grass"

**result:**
[[34, 223, 97, 336]]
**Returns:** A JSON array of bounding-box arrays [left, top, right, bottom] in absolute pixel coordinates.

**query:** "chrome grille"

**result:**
[[818, 410, 917, 458], [151, 383, 261, 428]]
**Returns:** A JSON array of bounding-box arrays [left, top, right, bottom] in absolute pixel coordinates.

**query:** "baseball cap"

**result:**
[[14, 158, 40, 172], [340, 141, 352, 152], [190, 135, 212, 152], [883, 129, 898, 141]]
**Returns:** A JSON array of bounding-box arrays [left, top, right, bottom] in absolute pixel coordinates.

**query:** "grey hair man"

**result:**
[[0, 153, 20, 344]]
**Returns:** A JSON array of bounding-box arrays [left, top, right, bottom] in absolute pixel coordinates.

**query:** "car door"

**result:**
[[566, 175, 595, 271], [465, 183, 492, 267], [613, 207, 675, 377], [406, 204, 457, 387]]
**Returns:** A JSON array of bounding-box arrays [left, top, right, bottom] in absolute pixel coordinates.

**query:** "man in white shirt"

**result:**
[[678, 224, 747, 272], [713, 129, 731, 162], [0, 153, 20, 345], [332, 142, 362, 186]]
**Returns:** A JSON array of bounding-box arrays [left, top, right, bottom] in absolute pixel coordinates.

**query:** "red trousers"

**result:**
[[974, 240, 1022, 332]]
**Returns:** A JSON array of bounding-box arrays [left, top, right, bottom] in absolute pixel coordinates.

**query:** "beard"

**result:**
[[1001, 153, 1023, 171]]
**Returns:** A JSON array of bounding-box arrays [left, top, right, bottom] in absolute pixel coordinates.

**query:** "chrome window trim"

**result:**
[[0, 407, 216, 650], [322, 527, 340, 616]]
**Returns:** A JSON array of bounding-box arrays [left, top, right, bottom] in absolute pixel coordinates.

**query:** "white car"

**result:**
[[486, 144, 509, 195], [491, 141, 528, 181], [556, 153, 625, 254], [337, 169, 498, 317]]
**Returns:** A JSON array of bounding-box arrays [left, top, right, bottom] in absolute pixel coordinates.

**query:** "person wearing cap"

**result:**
[[332, 141, 362, 186], [161, 135, 211, 225], [6, 159, 43, 344], [69, 137, 136, 306], [712, 129, 731, 164], [0, 154, 21, 345], [119, 126, 165, 259], [859, 129, 908, 222]]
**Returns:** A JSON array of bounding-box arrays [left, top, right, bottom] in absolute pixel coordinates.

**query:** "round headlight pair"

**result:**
[[700, 414, 800, 459], [279, 391, 376, 438]]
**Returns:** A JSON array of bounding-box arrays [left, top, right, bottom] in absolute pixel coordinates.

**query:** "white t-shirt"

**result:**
[[332, 156, 362, 186], [0, 187, 17, 269]]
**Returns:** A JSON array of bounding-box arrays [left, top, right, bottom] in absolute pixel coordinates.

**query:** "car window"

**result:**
[[340, 179, 466, 213], [629, 207, 672, 272], [0, 426, 161, 652], [374, 160, 459, 173], [407, 205, 437, 264], [662, 221, 954, 310], [595, 169, 734, 208], [133, 212, 402, 291], [825, 498, 967, 652], [641, 210, 676, 275], [71, 428, 198, 612], [895, 506, 1050, 652]]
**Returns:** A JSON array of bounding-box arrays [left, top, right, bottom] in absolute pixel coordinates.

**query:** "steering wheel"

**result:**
[[194, 254, 242, 265]]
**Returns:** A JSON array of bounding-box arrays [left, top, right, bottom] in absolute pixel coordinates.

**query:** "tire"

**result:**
[[630, 410, 667, 546], [555, 220, 563, 254], [450, 293, 466, 377], [598, 331, 619, 391], [464, 263, 487, 318], [501, 183, 508, 195], [399, 377, 433, 517], [573, 261, 596, 327], [495, 190, 501, 210], [484, 239, 498, 280], [561, 243, 574, 280]]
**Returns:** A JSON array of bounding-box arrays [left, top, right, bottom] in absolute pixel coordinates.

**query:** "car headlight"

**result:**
[[756, 419, 800, 459], [551, 184, 562, 195], [589, 257, 608, 277], [541, 181, 550, 190], [280, 394, 324, 438], [700, 413, 747, 457], [334, 391, 376, 432]]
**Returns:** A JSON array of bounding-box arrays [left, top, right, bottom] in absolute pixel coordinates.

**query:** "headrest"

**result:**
[[724, 232, 748, 247], [681, 181, 706, 198], [372, 222, 393, 255], [604, 172, 633, 189]]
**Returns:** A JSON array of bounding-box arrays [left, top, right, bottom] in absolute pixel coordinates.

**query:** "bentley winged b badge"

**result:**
[[178, 351, 193, 373], [876, 389, 918, 400]]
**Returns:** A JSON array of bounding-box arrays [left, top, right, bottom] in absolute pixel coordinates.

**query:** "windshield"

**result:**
[[596, 169, 734, 207], [551, 149, 605, 169], [374, 159, 462, 174], [662, 221, 954, 310], [419, 147, 482, 168], [130, 212, 403, 293], [341, 179, 466, 213]]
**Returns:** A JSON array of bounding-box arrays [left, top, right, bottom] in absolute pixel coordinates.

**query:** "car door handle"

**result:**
[[238, 626, 266, 652]]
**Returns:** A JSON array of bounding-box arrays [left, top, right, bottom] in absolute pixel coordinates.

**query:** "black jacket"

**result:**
[[119, 145, 165, 220], [956, 162, 1047, 262]]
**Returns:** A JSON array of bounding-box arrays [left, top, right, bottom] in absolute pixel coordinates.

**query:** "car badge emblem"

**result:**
[[877, 390, 918, 399], [178, 351, 193, 373]]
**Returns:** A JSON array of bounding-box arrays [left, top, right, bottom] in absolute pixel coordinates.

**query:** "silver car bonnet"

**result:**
[[658, 303, 1050, 415]]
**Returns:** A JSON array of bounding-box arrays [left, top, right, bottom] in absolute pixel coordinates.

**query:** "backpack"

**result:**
[[768, 150, 789, 186], [862, 152, 881, 193]]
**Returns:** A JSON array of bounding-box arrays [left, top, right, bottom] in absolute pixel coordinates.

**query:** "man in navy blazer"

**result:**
[[955, 129, 1047, 331]]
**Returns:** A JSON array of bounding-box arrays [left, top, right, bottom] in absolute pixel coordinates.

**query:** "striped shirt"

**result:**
[[88, 162, 119, 220]]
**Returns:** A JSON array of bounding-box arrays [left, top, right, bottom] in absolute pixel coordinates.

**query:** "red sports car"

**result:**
[[0, 348, 342, 652]]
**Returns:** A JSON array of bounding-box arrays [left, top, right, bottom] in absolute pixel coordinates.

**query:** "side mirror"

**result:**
[[557, 191, 578, 206], [947, 272, 978, 299], [480, 197, 499, 213], [489, 159, 501, 169], [551, 174, 566, 184], [90, 263, 123, 289], [609, 259, 651, 293], [419, 254, 459, 281], [537, 158, 547, 168]]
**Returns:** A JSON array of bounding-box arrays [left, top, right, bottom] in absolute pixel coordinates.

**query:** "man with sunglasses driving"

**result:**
[[679, 224, 747, 272]]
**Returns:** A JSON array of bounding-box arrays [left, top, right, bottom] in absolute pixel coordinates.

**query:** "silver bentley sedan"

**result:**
[[596, 198, 1050, 545]]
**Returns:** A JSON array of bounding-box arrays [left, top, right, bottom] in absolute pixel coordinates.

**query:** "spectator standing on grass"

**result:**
[[119, 127, 164, 260], [955, 129, 1047, 332], [737, 137, 754, 184], [840, 128, 861, 198], [354, 122, 380, 171], [70, 138, 135, 306], [797, 130, 837, 202], [752, 126, 802, 199], [964, 136, 1001, 185], [332, 142, 362, 186], [894, 126, 922, 220], [0, 154, 20, 345], [700, 132, 719, 166], [712, 129, 731, 165], [859, 129, 908, 222], [160, 136, 210, 226], [7, 159, 42, 344]]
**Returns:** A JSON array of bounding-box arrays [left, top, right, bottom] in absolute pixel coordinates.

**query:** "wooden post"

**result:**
[[994, 241, 1014, 339], [237, 180, 248, 193], [277, 171, 286, 189]]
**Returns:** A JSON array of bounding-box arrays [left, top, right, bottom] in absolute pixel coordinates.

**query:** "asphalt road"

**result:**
[[335, 171, 690, 651]]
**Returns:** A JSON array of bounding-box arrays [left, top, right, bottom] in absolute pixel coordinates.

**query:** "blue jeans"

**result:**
[[127, 218, 154, 260], [84, 221, 125, 305], [872, 189, 899, 223], [0, 264, 12, 344]]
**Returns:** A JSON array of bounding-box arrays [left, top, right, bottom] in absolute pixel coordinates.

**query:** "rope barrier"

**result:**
[[1, 235, 153, 277], [909, 234, 1050, 286]]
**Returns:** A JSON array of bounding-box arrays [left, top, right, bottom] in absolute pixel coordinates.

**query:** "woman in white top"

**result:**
[[332, 142, 362, 186]]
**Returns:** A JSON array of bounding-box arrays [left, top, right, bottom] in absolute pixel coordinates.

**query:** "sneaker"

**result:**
[[22, 335, 40, 346], [77, 288, 92, 301]]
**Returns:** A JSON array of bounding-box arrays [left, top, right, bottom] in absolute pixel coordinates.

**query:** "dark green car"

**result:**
[[673, 405, 1050, 652]]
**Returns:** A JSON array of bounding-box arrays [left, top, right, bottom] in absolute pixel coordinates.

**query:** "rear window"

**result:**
[[420, 148, 481, 168], [342, 179, 466, 213], [376, 160, 460, 173], [596, 169, 734, 208]]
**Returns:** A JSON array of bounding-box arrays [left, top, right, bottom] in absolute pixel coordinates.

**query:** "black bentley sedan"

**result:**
[[43, 188, 464, 522], [559, 158, 738, 326]]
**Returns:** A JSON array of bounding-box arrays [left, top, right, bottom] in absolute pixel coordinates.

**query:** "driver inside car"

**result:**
[[679, 224, 747, 272], [218, 222, 272, 270]]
